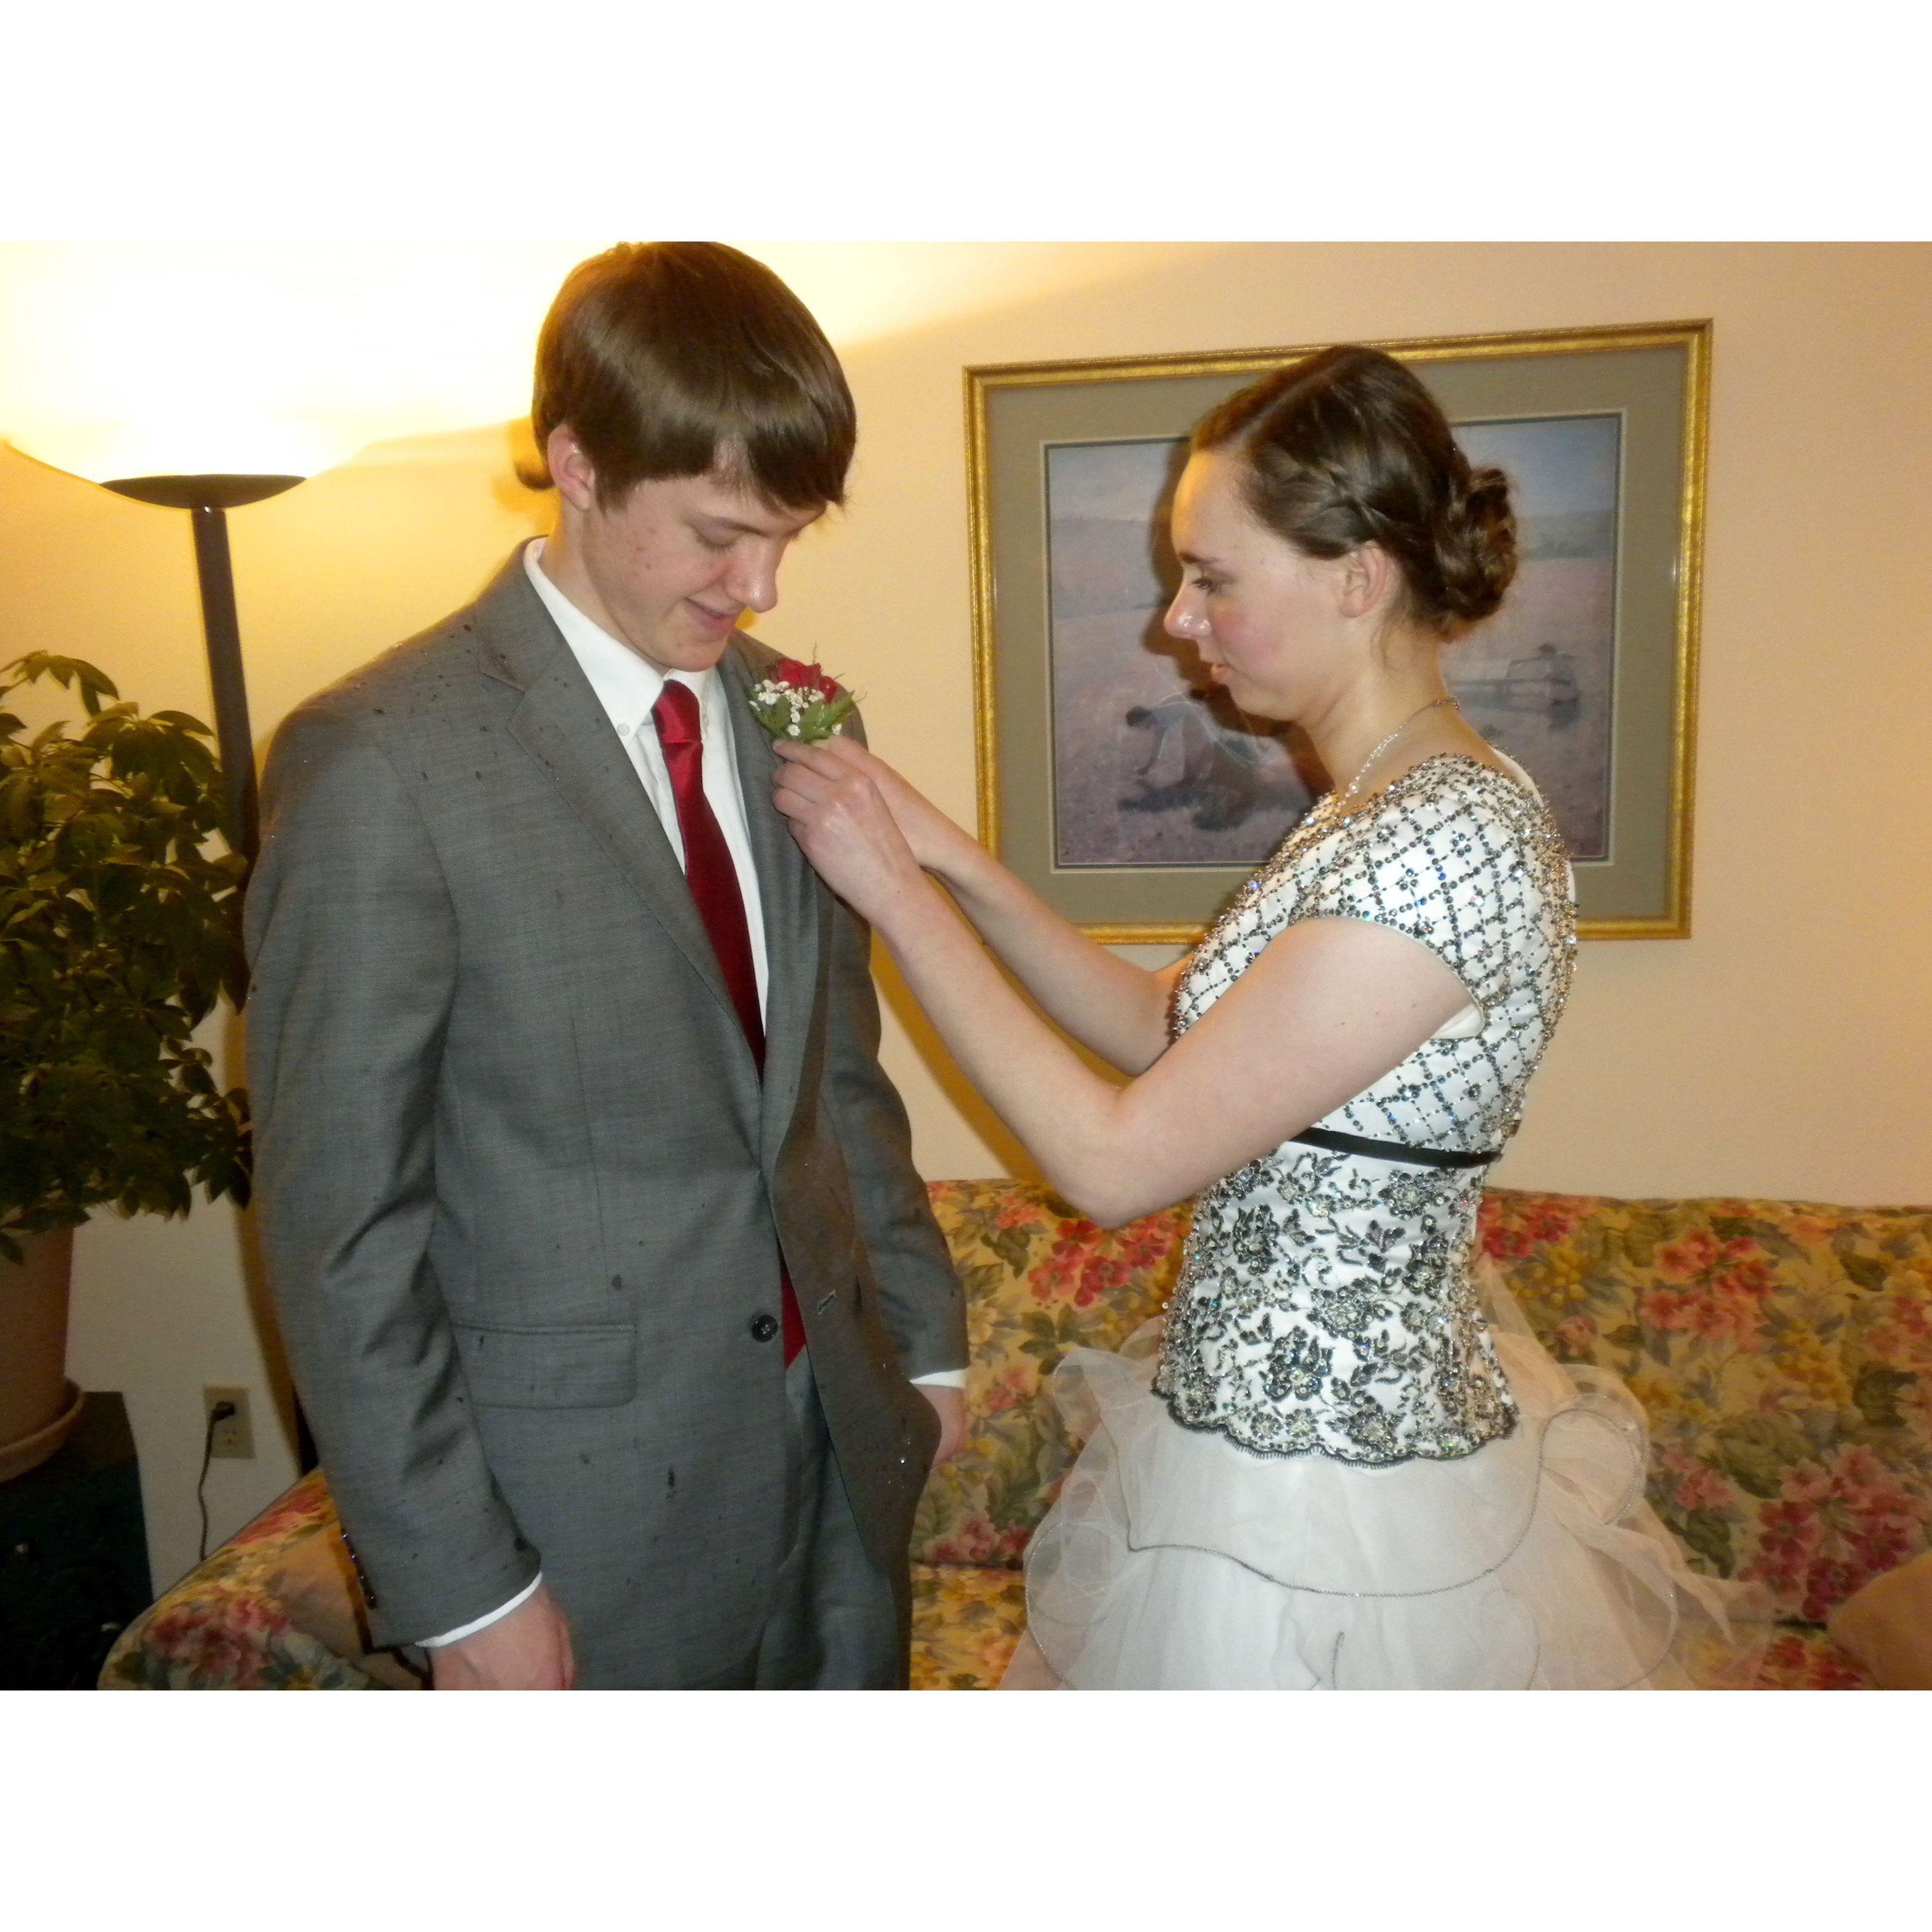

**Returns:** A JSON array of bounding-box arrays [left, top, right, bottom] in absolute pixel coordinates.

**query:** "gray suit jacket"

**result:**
[[244, 552, 965, 1685]]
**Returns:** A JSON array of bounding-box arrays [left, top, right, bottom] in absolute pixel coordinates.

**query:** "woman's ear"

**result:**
[[1336, 542, 1399, 622]]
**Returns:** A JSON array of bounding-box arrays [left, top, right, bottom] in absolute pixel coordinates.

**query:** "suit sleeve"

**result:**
[[819, 709, 968, 1383], [244, 699, 539, 1647]]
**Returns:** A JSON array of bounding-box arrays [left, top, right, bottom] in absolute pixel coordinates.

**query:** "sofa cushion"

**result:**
[[1483, 1190, 1932, 1622], [914, 1180, 1189, 1567], [1751, 1628, 1875, 1690], [909, 1563, 1028, 1690]]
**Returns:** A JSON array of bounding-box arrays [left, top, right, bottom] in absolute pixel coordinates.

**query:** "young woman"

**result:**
[[772, 346, 1754, 1689]]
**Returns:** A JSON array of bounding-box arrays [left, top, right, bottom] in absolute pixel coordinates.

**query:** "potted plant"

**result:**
[[1, 653, 250, 1481]]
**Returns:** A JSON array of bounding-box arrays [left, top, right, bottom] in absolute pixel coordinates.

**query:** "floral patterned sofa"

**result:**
[[101, 1181, 1932, 1690]]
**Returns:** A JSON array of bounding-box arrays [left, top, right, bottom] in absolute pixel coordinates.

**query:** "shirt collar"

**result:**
[[523, 537, 716, 734]]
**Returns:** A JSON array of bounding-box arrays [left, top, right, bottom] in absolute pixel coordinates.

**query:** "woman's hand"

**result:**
[[771, 737, 930, 927], [777, 734, 974, 878]]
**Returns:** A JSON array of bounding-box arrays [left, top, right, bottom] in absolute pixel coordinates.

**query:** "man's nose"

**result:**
[[726, 543, 783, 614]]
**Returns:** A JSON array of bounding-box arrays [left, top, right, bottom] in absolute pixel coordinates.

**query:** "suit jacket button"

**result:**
[[341, 1532, 378, 1608], [749, 1313, 779, 1343]]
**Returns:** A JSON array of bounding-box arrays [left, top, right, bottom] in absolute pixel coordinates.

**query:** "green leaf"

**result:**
[[984, 1222, 1036, 1276], [1711, 1416, 1810, 1500], [1840, 1253, 1890, 1294], [0, 655, 248, 1232], [1621, 1228, 1659, 1269], [1679, 1506, 1736, 1577], [1852, 1364, 1915, 1431]]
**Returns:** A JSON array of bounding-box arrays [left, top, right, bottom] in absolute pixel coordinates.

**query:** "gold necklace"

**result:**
[[1332, 695, 1457, 810]]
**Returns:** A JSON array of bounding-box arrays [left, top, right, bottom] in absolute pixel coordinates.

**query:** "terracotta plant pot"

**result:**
[[0, 1225, 82, 1483]]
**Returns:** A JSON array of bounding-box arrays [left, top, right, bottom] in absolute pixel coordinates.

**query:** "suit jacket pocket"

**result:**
[[452, 1321, 636, 1408]]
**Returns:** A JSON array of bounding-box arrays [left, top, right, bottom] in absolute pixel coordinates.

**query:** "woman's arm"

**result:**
[[773, 742, 1471, 1228], [813, 736, 1177, 1075]]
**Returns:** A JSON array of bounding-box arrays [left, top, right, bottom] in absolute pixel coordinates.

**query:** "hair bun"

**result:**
[[1192, 346, 1522, 635], [1434, 465, 1516, 626]]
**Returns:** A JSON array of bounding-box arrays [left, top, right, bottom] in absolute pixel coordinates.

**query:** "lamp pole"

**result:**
[[99, 472, 302, 863], [98, 470, 315, 1472]]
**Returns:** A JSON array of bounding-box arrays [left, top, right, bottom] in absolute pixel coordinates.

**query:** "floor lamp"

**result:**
[[13, 448, 320, 1471], [96, 471, 314, 1467], [95, 471, 304, 862]]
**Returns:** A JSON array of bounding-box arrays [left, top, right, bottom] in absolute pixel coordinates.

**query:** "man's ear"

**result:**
[[547, 426, 600, 514], [1337, 542, 1399, 622]]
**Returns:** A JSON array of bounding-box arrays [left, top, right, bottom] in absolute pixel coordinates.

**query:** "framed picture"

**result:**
[[966, 321, 1708, 941]]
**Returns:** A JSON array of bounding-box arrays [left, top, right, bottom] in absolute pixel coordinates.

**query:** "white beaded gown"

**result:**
[[1005, 754, 1758, 1690]]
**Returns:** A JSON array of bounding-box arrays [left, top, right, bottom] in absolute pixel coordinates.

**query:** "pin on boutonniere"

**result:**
[[748, 656, 857, 743]]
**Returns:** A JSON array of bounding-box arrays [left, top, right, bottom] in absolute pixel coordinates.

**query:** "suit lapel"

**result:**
[[719, 640, 822, 1170], [474, 557, 756, 1083]]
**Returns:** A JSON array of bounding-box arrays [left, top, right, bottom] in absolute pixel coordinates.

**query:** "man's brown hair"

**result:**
[[525, 242, 856, 511]]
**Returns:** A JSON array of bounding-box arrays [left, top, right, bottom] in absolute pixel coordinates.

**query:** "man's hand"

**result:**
[[918, 1384, 969, 1465], [430, 1582, 577, 1690]]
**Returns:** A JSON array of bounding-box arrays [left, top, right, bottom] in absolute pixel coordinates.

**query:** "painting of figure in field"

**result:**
[[1046, 437, 1316, 868], [1451, 414, 1618, 860], [1044, 411, 1618, 869]]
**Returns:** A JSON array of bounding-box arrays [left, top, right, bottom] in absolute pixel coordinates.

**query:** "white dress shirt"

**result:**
[[422, 540, 959, 1653]]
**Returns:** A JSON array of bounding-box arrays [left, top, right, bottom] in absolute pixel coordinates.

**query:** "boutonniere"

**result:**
[[748, 656, 858, 743]]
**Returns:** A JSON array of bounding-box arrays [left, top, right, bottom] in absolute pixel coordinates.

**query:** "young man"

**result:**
[[246, 243, 967, 1688]]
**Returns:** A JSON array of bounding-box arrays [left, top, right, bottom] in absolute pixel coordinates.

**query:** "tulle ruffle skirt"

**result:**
[[1003, 1264, 1767, 1690]]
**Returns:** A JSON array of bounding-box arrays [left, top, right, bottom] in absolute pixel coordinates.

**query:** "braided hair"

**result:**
[[1190, 345, 1515, 634]]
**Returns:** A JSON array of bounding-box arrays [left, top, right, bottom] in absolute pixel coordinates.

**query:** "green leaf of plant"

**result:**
[[0, 654, 249, 1232]]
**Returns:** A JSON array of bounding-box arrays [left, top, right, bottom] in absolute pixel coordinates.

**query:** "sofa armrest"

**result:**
[[98, 1469, 421, 1690]]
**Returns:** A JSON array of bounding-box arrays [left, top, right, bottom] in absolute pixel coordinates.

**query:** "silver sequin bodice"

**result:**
[[1153, 755, 1577, 1466]]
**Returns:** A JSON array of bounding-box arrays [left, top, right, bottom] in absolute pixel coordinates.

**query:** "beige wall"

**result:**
[[5, 243, 1928, 1590]]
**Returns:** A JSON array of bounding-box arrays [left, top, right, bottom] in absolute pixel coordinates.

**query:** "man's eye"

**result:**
[[693, 528, 732, 552]]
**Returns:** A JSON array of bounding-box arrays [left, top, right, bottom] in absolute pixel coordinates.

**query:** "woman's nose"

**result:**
[[1164, 588, 1209, 641]]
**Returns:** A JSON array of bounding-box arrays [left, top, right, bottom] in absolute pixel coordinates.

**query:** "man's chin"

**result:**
[[629, 624, 736, 675]]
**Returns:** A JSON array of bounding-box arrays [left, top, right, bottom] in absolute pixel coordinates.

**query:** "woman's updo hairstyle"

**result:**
[[1190, 344, 1516, 635]]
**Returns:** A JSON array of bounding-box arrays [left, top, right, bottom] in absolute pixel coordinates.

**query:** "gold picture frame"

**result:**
[[967, 321, 1709, 942]]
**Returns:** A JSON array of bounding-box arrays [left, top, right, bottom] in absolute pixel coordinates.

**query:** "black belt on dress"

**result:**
[[1291, 1126, 1500, 1171]]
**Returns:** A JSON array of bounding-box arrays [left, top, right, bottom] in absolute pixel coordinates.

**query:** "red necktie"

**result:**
[[651, 680, 803, 1363]]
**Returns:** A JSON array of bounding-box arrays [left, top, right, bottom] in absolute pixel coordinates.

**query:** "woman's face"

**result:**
[[1163, 447, 1350, 721]]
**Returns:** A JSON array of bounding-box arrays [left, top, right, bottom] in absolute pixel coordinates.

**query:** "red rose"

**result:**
[[773, 656, 838, 699]]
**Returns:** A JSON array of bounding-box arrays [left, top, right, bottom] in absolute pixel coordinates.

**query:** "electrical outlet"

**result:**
[[203, 1385, 254, 1460]]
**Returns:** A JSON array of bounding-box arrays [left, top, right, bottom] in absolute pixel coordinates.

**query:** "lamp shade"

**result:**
[[6, 417, 363, 489]]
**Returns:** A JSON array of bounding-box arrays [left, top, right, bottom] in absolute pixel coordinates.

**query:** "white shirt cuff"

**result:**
[[419, 1572, 543, 1649], [910, 1369, 966, 1389]]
